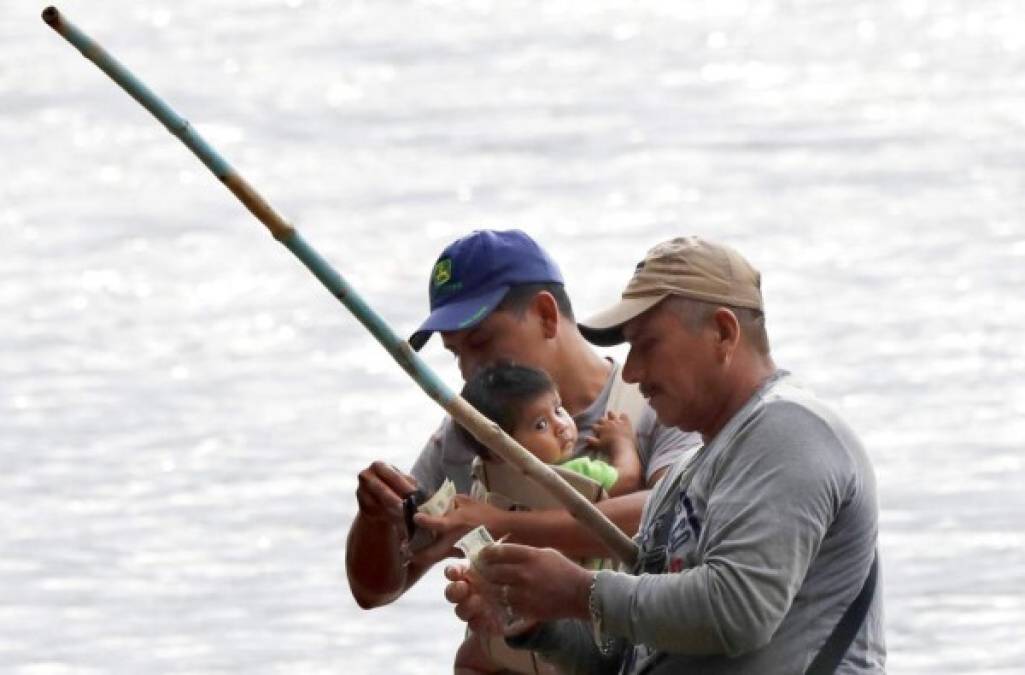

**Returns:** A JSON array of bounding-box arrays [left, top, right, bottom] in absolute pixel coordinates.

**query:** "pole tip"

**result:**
[[42, 6, 60, 27]]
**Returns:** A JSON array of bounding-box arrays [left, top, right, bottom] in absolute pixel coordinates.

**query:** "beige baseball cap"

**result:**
[[578, 236, 763, 346]]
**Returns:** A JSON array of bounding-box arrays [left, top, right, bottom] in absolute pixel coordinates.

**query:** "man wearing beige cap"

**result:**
[[444, 236, 885, 674]]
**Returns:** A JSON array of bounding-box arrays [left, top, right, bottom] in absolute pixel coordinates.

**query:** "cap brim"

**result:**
[[407, 285, 510, 351], [578, 295, 667, 347]]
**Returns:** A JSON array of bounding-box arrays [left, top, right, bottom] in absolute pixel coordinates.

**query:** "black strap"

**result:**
[[805, 551, 879, 675]]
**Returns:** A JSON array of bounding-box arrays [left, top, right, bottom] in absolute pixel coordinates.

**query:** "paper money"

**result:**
[[455, 525, 499, 568], [417, 478, 456, 517]]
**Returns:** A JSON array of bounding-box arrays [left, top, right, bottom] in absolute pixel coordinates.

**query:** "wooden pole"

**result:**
[[42, 6, 639, 567]]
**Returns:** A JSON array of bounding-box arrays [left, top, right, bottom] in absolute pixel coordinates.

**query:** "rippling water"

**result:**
[[3, 0, 1024, 673]]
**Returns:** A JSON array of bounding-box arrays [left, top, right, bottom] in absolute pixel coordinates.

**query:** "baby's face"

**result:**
[[511, 390, 578, 464]]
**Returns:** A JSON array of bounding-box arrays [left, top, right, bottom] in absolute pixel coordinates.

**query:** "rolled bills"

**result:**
[[418, 478, 456, 517], [455, 525, 498, 569]]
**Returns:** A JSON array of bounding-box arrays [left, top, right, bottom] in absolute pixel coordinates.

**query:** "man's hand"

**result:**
[[410, 494, 506, 567], [443, 542, 593, 635], [476, 543, 594, 624], [443, 564, 511, 636], [355, 461, 417, 526], [347, 462, 422, 609]]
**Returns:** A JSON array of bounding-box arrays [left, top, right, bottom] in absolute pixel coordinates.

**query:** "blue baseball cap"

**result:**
[[408, 229, 564, 351]]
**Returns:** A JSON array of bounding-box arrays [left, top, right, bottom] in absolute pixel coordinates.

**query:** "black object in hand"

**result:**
[[402, 488, 429, 538]]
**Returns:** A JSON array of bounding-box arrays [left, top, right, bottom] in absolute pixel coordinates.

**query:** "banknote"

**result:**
[[399, 479, 458, 558], [455, 525, 499, 568], [417, 478, 456, 517]]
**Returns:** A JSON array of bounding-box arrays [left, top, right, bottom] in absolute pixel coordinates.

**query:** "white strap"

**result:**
[[472, 458, 605, 509], [604, 361, 648, 428]]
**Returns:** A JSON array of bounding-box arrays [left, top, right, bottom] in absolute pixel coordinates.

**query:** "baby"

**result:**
[[459, 361, 642, 497], [453, 362, 642, 675]]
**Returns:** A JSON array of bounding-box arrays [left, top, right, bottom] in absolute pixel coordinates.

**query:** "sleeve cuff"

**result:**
[[594, 569, 641, 641]]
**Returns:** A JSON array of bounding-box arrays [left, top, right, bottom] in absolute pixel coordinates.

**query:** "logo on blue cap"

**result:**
[[432, 258, 452, 288]]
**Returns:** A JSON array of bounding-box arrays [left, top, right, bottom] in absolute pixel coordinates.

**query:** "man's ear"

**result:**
[[532, 291, 561, 339], [712, 307, 741, 362]]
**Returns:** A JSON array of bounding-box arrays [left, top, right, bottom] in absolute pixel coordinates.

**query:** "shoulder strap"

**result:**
[[473, 458, 606, 509], [805, 551, 879, 675], [605, 362, 648, 429]]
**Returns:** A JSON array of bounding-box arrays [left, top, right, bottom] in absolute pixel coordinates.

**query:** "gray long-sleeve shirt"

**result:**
[[519, 371, 886, 674]]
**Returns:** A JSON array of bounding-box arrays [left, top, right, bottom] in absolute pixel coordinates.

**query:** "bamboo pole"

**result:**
[[42, 6, 639, 567]]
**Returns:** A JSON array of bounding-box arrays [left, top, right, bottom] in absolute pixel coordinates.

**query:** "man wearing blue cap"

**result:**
[[345, 229, 700, 611]]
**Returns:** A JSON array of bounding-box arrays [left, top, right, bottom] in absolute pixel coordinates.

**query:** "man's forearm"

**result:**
[[495, 491, 647, 559], [345, 512, 416, 609]]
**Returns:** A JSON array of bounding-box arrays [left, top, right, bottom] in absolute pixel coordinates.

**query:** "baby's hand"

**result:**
[[586, 412, 635, 455]]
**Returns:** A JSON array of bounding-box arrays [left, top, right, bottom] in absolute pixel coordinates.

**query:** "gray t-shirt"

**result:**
[[410, 360, 701, 495], [520, 371, 886, 675]]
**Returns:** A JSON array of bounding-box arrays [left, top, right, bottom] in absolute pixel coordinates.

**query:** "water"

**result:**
[[3, 0, 1024, 672]]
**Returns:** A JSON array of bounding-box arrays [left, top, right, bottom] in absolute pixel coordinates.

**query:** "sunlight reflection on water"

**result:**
[[3, 0, 1024, 672]]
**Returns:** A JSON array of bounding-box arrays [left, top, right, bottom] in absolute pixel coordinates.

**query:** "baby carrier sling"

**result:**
[[468, 365, 647, 675]]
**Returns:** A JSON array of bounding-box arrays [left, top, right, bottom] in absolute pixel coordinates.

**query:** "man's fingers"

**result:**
[[462, 599, 505, 635], [477, 561, 531, 586], [356, 470, 404, 517], [444, 567, 503, 633], [412, 512, 438, 529], [443, 565, 468, 583], [476, 543, 544, 583], [444, 578, 471, 604], [412, 512, 447, 532], [414, 492, 479, 531], [354, 484, 386, 513], [410, 509, 474, 566], [370, 461, 417, 496], [478, 542, 538, 565], [453, 593, 487, 623]]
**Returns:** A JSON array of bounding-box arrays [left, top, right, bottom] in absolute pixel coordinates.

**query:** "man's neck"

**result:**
[[548, 332, 612, 416], [701, 354, 777, 443]]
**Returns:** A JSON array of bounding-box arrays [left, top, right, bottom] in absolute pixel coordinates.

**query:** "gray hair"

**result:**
[[663, 296, 771, 355]]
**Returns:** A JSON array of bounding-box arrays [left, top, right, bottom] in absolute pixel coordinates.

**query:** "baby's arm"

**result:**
[[587, 412, 643, 497]]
